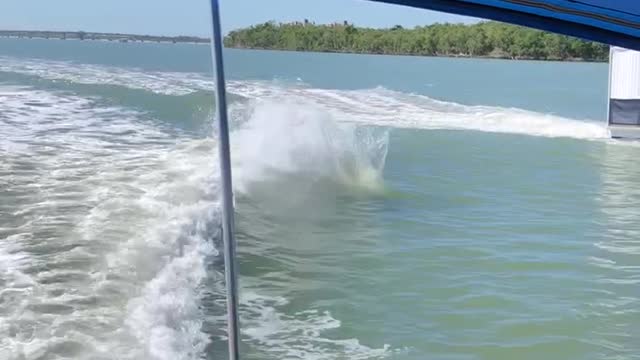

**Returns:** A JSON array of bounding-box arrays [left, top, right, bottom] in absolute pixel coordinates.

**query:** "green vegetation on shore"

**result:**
[[224, 20, 609, 61]]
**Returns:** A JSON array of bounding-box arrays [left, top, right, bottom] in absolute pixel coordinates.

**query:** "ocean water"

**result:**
[[0, 38, 638, 360]]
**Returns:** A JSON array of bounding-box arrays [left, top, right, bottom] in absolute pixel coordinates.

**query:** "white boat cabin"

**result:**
[[608, 47, 640, 139]]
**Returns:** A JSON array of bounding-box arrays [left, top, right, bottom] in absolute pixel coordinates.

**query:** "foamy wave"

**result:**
[[232, 81, 610, 141], [241, 292, 392, 360], [230, 83, 610, 140], [0, 55, 611, 140], [0, 86, 216, 359], [116, 139, 221, 360], [0, 56, 212, 95], [0, 234, 35, 356], [126, 227, 216, 360]]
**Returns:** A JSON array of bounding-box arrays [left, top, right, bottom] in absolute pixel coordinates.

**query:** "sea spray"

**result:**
[[231, 100, 389, 196]]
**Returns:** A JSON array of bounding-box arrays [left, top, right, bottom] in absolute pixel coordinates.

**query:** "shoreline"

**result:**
[[0, 30, 209, 44], [225, 21, 610, 63], [226, 46, 608, 64], [0, 30, 607, 63]]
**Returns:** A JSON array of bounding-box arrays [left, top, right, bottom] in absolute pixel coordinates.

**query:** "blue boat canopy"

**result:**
[[371, 0, 640, 50]]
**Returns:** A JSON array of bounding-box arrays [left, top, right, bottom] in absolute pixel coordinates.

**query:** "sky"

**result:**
[[0, 0, 476, 36]]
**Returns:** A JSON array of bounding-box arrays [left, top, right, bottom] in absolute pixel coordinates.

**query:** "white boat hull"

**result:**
[[609, 125, 640, 139]]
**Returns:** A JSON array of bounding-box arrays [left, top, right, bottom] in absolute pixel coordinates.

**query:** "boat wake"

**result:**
[[0, 55, 614, 360], [0, 55, 610, 140], [0, 82, 392, 359]]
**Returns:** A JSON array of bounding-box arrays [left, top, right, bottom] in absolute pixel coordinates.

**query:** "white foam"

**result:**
[[231, 100, 388, 194], [0, 234, 35, 341], [0, 55, 612, 140], [233, 84, 610, 140], [0, 56, 205, 95], [126, 231, 215, 360], [0, 86, 217, 359], [0, 235, 31, 272], [241, 292, 392, 360]]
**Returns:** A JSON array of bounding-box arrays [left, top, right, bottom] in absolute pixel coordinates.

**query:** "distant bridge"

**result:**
[[0, 30, 209, 44]]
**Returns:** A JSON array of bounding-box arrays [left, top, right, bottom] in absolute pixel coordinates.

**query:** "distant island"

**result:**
[[0, 30, 209, 44], [224, 21, 610, 62]]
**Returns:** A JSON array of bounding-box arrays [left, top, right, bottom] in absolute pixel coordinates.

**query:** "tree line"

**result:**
[[224, 20, 610, 61]]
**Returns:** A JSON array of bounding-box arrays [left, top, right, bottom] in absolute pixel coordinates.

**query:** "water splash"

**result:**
[[231, 100, 389, 195]]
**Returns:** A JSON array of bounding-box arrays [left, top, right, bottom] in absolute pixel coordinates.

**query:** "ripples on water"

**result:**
[[0, 52, 638, 360]]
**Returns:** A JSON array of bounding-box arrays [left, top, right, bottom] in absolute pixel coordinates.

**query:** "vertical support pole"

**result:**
[[607, 46, 613, 126], [207, 1, 240, 359]]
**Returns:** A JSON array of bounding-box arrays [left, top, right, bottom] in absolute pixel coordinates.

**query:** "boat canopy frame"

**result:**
[[373, 0, 640, 51]]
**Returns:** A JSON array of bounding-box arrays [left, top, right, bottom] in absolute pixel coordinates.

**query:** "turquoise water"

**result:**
[[0, 38, 638, 360]]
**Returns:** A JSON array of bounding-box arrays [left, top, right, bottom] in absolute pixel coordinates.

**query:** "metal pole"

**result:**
[[606, 46, 613, 126], [207, 1, 241, 359]]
